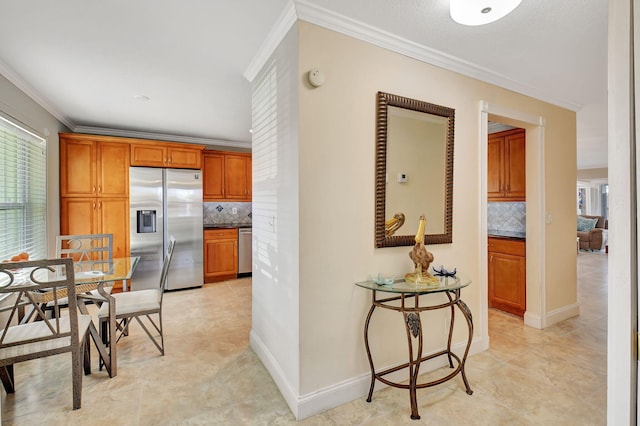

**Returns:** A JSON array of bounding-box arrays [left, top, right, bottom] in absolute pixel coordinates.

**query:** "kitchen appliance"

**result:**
[[130, 167, 203, 291], [238, 227, 252, 276]]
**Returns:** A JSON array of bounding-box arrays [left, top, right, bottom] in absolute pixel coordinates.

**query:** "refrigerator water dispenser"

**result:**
[[137, 210, 157, 233]]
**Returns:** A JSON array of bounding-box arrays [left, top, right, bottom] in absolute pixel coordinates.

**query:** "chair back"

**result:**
[[158, 237, 176, 297], [56, 234, 113, 264], [0, 258, 81, 363]]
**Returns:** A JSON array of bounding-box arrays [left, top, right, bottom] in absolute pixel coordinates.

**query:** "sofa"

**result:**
[[577, 215, 608, 251]]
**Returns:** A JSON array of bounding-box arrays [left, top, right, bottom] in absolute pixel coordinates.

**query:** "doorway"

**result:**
[[487, 123, 527, 321]]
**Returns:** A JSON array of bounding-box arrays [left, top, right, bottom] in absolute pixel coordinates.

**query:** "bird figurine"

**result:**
[[385, 212, 405, 236], [405, 214, 438, 284]]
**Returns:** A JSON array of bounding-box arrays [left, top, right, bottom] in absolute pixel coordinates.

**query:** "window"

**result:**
[[0, 115, 46, 262]]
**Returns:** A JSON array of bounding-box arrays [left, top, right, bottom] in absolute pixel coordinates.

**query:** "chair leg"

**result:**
[[71, 347, 83, 410], [0, 365, 15, 393], [83, 335, 92, 375], [99, 318, 108, 371], [134, 313, 164, 355]]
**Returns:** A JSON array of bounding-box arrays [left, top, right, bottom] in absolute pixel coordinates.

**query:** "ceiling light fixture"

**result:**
[[450, 0, 523, 26]]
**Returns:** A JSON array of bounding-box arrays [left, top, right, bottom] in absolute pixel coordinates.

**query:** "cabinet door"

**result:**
[[487, 136, 504, 200], [224, 155, 250, 200], [203, 153, 225, 200], [130, 144, 167, 167], [504, 132, 526, 200], [99, 198, 129, 258], [204, 236, 238, 280], [60, 198, 98, 235], [488, 251, 526, 316], [98, 142, 130, 197], [60, 139, 97, 197], [168, 146, 202, 169], [246, 156, 252, 199]]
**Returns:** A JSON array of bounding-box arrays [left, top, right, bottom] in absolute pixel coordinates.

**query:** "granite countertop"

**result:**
[[488, 230, 526, 240], [204, 223, 252, 229]]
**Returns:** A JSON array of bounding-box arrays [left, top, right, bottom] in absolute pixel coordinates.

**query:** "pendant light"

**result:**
[[450, 0, 523, 26]]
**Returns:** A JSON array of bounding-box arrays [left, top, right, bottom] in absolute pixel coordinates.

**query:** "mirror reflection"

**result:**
[[375, 92, 454, 248]]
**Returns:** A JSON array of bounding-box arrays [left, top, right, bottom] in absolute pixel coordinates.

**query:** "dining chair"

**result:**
[[0, 258, 93, 410], [36, 233, 116, 318], [98, 237, 175, 356]]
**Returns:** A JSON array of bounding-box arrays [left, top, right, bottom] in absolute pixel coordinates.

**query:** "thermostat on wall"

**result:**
[[397, 173, 408, 183]]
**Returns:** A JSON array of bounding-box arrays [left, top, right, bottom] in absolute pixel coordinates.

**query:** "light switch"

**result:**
[[397, 172, 408, 183]]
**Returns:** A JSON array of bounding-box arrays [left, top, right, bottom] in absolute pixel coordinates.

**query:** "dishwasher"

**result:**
[[238, 227, 252, 276]]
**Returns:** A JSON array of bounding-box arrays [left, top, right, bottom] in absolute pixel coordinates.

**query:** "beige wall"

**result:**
[[296, 21, 577, 395]]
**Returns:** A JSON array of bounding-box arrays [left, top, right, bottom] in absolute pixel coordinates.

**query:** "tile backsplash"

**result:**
[[204, 202, 252, 225], [488, 202, 526, 233]]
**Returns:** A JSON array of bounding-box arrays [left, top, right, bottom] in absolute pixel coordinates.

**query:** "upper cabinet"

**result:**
[[203, 151, 251, 202], [131, 142, 203, 169], [60, 134, 130, 198], [224, 154, 251, 200], [488, 128, 526, 202]]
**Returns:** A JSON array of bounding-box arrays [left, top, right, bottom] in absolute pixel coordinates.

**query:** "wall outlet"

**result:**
[[232, 208, 238, 214]]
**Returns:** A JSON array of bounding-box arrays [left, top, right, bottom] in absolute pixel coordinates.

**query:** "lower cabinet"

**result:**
[[204, 229, 238, 283], [488, 237, 526, 317]]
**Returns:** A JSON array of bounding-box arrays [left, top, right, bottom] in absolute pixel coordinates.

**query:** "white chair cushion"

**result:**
[[0, 314, 92, 359], [97, 289, 161, 319]]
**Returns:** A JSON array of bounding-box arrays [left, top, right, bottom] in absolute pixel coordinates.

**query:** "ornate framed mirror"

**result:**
[[375, 92, 454, 248]]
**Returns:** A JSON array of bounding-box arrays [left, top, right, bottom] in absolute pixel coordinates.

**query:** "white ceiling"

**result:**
[[0, 0, 607, 168]]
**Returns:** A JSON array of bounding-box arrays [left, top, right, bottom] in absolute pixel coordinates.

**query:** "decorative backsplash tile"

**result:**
[[204, 202, 252, 225], [488, 202, 526, 233]]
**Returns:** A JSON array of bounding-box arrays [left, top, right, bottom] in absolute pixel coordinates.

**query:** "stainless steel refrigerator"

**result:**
[[130, 167, 203, 291]]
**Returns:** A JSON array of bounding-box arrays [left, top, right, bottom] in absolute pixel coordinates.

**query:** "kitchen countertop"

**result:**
[[488, 230, 526, 240], [204, 224, 252, 229]]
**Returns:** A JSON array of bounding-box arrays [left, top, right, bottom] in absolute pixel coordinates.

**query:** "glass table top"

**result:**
[[355, 272, 471, 295]]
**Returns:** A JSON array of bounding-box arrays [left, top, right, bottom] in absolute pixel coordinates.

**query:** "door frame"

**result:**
[[478, 100, 546, 349]]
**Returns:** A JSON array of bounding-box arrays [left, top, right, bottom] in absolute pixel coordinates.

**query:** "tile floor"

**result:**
[[2, 251, 607, 425]]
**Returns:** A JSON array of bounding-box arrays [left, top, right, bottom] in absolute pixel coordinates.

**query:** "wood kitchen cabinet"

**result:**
[[202, 151, 251, 201], [204, 228, 238, 282], [60, 197, 130, 259], [60, 135, 130, 198], [488, 237, 526, 317], [131, 142, 203, 169], [202, 152, 225, 200], [488, 128, 526, 201], [224, 154, 251, 200]]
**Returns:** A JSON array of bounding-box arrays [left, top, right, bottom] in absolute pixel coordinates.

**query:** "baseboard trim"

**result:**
[[524, 311, 543, 329], [525, 303, 580, 329], [251, 330, 487, 420], [249, 330, 301, 419], [544, 303, 580, 327]]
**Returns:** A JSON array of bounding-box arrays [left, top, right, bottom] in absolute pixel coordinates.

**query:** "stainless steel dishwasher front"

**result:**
[[238, 228, 252, 275]]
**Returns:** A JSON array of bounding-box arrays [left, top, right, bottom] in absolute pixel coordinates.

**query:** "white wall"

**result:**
[[249, 24, 302, 415], [0, 73, 69, 257], [607, 0, 636, 423]]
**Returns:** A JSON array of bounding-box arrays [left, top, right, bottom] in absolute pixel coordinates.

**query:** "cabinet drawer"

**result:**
[[204, 229, 238, 240], [488, 238, 525, 256]]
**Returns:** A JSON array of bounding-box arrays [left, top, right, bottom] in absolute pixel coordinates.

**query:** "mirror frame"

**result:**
[[375, 91, 455, 248]]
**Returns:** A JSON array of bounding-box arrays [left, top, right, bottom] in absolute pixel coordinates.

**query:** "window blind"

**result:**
[[0, 115, 46, 262]]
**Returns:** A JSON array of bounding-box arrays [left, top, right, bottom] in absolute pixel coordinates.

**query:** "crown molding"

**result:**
[[73, 125, 252, 149], [247, 0, 581, 111], [0, 58, 76, 130], [244, 0, 298, 83]]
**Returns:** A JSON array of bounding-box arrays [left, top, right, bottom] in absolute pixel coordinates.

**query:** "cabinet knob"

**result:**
[[98, 185, 102, 193]]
